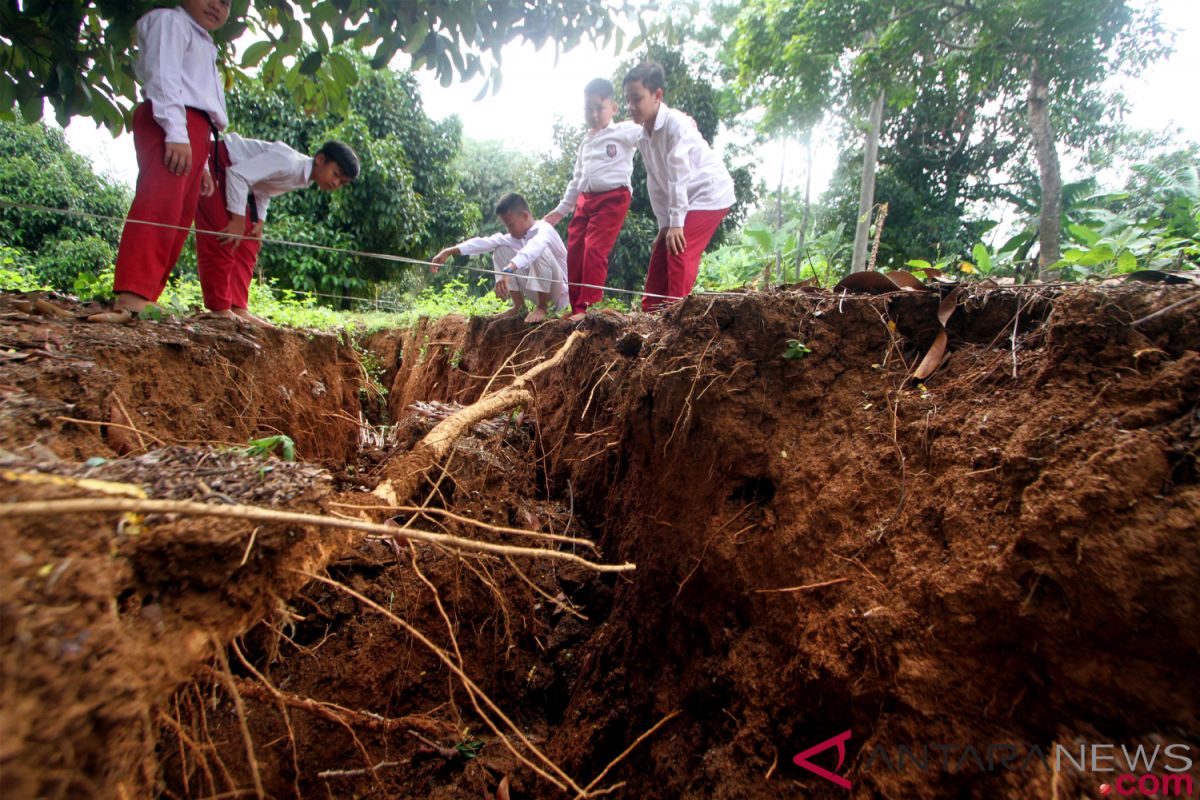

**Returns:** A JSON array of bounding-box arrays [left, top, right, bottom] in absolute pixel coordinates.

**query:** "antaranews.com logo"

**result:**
[[794, 731, 1196, 796]]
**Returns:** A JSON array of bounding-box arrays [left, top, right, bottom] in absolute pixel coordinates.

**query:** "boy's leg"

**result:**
[[640, 237, 671, 312], [515, 250, 561, 323], [228, 227, 263, 314], [112, 103, 211, 311], [579, 188, 631, 313], [565, 202, 589, 314], [194, 147, 236, 313], [661, 208, 728, 304], [492, 248, 525, 318], [525, 291, 551, 324]]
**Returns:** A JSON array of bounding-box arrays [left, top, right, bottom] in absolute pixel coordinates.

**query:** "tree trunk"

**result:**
[[1028, 59, 1062, 279], [795, 130, 814, 282], [851, 90, 885, 272]]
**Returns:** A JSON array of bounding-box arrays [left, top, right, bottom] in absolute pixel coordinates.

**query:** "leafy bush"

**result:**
[[0, 244, 48, 291], [33, 236, 115, 289]]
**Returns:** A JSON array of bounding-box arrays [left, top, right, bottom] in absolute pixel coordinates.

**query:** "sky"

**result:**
[[62, 0, 1200, 206]]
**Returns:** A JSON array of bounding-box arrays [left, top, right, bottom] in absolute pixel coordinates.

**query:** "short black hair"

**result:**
[[623, 62, 665, 93], [494, 193, 530, 217], [584, 77, 614, 100], [316, 140, 360, 179]]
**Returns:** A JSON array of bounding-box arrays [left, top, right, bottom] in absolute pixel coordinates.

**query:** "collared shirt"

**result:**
[[637, 103, 735, 229], [222, 133, 314, 221], [553, 121, 640, 216], [135, 7, 229, 143], [457, 221, 569, 309]]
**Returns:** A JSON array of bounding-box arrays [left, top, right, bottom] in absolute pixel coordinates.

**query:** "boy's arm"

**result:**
[[431, 232, 507, 274], [508, 225, 556, 272], [549, 147, 586, 222], [663, 117, 695, 230], [138, 11, 191, 145]]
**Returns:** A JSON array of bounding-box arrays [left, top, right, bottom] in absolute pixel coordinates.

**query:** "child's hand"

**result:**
[[199, 167, 215, 197], [666, 227, 687, 255], [251, 221, 264, 239], [543, 211, 564, 226], [430, 248, 455, 274], [495, 279, 510, 300], [218, 214, 247, 249], [164, 142, 192, 176]]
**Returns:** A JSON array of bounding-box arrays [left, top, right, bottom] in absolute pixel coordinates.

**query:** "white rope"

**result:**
[[0, 198, 747, 304]]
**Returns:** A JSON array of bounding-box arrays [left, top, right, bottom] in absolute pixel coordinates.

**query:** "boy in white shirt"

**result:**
[[92, 0, 232, 323], [543, 78, 639, 319], [194, 136, 359, 325], [431, 193, 569, 324], [623, 61, 736, 312]]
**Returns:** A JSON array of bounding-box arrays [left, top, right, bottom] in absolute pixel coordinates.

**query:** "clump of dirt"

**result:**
[[0, 295, 363, 463], [0, 284, 1197, 799]]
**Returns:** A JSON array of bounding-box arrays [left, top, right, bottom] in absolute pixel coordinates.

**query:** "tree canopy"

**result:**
[[0, 0, 625, 134]]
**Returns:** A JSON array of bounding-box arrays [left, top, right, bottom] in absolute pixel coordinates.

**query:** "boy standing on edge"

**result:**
[[194, 136, 360, 326], [622, 61, 735, 313], [431, 193, 569, 324], [544, 78, 639, 320], [90, 0, 231, 323]]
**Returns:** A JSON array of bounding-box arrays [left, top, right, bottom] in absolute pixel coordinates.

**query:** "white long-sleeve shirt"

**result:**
[[135, 7, 228, 144], [637, 104, 735, 229], [222, 134, 314, 221], [457, 221, 569, 309], [553, 122, 640, 216]]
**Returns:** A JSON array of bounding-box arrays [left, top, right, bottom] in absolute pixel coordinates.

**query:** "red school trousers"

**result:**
[[641, 207, 729, 312], [566, 186, 631, 313], [194, 142, 262, 311], [113, 102, 214, 302]]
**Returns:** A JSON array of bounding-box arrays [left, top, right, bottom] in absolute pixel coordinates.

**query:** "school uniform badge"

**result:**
[[606, 144, 617, 157]]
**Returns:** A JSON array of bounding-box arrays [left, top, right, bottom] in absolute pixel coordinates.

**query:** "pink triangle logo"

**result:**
[[793, 730, 852, 790]]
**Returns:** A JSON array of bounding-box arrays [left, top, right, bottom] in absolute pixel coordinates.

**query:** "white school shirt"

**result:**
[[637, 103, 735, 229], [135, 7, 229, 144], [457, 221, 570, 309], [222, 133, 314, 221], [553, 121, 640, 216]]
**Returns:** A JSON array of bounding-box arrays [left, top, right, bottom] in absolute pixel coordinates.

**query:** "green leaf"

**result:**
[[298, 51, 323, 76], [971, 243, 992, 274], [241, 40, 274, 68]]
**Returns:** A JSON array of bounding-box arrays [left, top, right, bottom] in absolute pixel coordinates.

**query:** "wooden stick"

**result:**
[[213, 649, 265, 800], [110, 393, 148, 451], [55, 415, 168, 446], [374, 331, 586, 505], [753, 577, 851, 594], [1131, 291, 1200, 326], [577, 710, 681, 797], [301, 570, 583, 795], [0, 497, 635, 573], [328, 501, 597, 549]]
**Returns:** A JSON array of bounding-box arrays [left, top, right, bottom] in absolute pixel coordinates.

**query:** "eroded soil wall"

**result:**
[[1, 285, 1198, 799]]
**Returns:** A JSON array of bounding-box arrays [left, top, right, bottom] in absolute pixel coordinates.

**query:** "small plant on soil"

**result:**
[[241, 434, 296, 461], [455, 738, 484, 760], [782, 339, 812, 359]]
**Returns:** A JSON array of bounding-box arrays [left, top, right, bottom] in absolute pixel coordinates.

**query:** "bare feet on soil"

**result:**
[[524, 307, 549, 324], [232, 308, 275, 328]]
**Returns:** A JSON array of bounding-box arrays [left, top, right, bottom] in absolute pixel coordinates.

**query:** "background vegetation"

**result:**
[[0, 0, 1196, 326]]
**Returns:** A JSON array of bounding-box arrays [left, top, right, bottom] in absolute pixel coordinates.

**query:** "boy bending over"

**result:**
[[195, 136, 359, 325], [432, 193, 569, 324]]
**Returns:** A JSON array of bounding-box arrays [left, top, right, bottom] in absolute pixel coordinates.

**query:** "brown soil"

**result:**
[[0, 285, 1197, 800]]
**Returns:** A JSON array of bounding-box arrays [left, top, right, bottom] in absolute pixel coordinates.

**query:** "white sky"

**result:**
[[62, 0, 1200, 206]]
